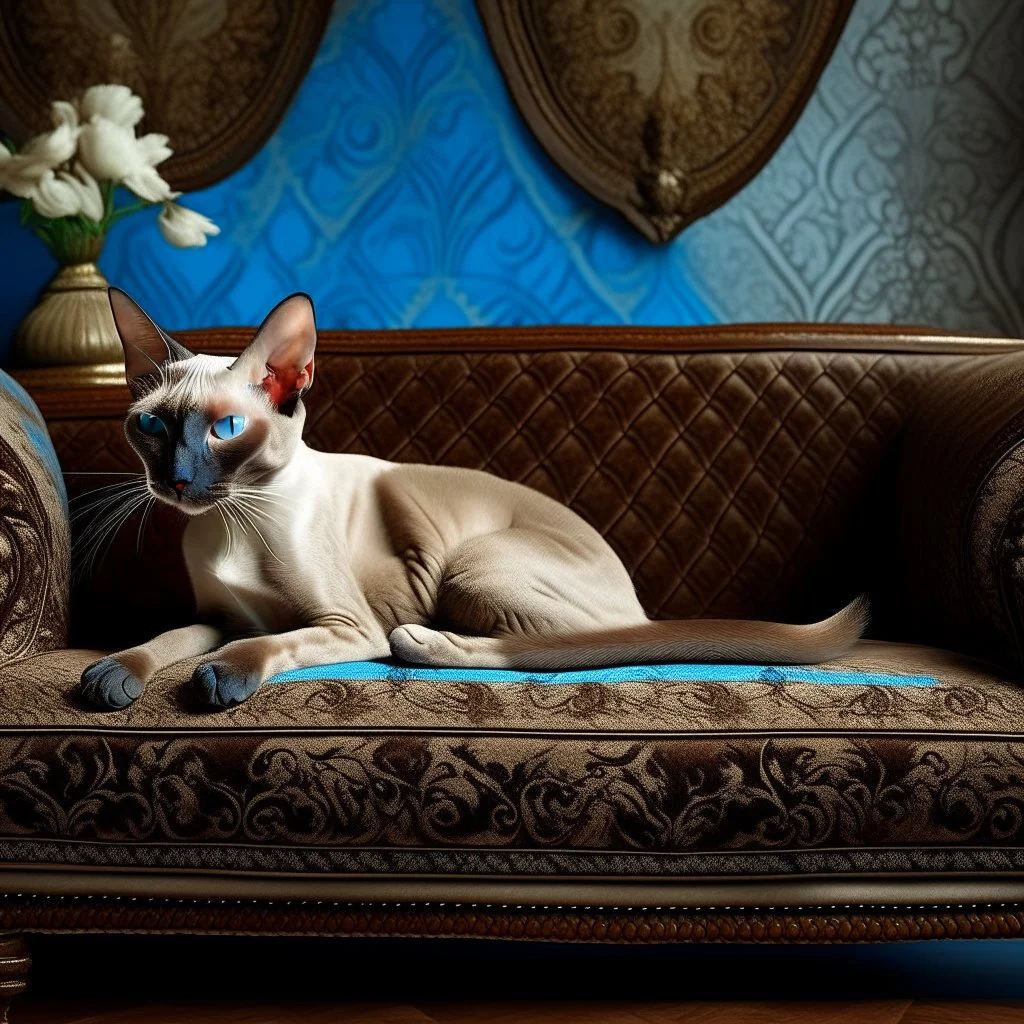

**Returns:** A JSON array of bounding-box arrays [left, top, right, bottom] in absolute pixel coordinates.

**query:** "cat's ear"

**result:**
[[108, 288, 192, 397], [231, 293, 316, 413]]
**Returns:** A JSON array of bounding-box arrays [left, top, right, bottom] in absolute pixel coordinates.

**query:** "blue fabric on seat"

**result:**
[[269, 658, 938, 687]]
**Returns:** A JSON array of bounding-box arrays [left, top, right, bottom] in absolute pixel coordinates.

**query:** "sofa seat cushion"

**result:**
[[0, 640, 1022, 897]]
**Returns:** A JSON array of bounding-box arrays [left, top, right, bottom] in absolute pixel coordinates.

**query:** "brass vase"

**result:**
[[12, 239, 123, 368]]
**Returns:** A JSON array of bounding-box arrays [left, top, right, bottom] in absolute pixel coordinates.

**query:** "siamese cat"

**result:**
[[79, 289, 868, 710]]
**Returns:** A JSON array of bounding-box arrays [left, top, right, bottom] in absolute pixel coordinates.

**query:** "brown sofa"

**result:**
[[4, 322, 1024, 1008]]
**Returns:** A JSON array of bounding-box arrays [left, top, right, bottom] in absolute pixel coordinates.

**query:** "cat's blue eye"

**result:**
[[212, 414, 246, 440], [137, 412, 165, 435]]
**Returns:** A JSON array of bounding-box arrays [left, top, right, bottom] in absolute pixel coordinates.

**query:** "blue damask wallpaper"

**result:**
[[0, 0, 1021, 360]]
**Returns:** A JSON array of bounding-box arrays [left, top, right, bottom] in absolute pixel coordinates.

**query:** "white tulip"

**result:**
[[20, 122, 79, 168], [80, 84, 143, 128], [123, 132, 176, 201], [0, 145, 51, 199], [158, 203, 220, 247], [135, 132, 172, 168], [61, 164, 105, 222], [124, 163, 178, 203], [77, 117, 141, 182], [30, 171, 82, 218], [16, 100, 81, 177], [50, 101, 80, 132], [78, 117, 177, 201]]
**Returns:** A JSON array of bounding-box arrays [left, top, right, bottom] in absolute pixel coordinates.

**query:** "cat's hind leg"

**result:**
[[80, 624, 225, 709], [389, 625, 514, 668], [390, 528, 644, 669]]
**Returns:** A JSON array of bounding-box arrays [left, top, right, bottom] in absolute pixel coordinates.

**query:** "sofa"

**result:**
[[3, 321, 1024, 1011]]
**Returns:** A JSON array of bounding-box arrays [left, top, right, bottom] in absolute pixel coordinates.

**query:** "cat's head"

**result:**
[[109, 288, 316, 515]]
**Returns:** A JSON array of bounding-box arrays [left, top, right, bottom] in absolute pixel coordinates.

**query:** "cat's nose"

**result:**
[[173, 480, 188, 494]]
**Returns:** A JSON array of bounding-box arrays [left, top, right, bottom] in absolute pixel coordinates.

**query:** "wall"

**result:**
[[0, 0, 1021, 361]]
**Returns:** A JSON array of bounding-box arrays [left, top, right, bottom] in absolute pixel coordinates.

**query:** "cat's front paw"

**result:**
[[79, 657, 145, 710], [192, 661, 263, 708]]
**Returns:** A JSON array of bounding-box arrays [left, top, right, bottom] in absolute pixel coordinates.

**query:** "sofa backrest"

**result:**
[[28, 324, 1022, 649]]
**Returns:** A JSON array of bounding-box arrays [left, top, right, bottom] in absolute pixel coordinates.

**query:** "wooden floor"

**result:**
[[12, 1000, 1024, 1023]]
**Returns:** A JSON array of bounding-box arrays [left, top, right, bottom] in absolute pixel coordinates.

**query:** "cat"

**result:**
[[79, 288, 868, 710]]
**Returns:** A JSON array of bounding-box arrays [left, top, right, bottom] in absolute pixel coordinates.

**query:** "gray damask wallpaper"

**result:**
[[0, 0, 1020, 353], [688, 0, 1024, 334]]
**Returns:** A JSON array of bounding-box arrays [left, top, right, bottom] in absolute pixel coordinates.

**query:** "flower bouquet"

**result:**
[[1, 84, 220, 367]]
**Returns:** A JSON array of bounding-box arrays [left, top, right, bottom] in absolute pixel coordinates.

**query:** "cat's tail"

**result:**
[[490, 594, 870, 670]]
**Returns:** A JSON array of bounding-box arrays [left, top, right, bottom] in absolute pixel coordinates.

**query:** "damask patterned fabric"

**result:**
[[0, 368, 69, 665], [0, 640, 1022, 886]]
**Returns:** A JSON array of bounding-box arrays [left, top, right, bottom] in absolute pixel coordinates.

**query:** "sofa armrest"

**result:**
[[898, 351, 1024, 670], [0, 370, 70, 665]]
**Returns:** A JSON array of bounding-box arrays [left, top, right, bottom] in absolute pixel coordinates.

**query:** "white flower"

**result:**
[[50, 101, 80, 132], [30, 171, 81, 218], [158, 203, 220, 247], [80, 84, 143, 129], [78, 120, 177, 201], [124, 162, 178, 203], [20, 99, 81, 167], [135, 132, 172, 167], [61, 163, 105, 222], [0, 99, 82, 200], [76, 117, 137, 181], [123, 133, 176, 202], [0, 145, 50, 199]]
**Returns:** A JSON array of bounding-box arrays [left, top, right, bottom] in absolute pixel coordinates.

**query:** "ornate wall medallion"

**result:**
[[0, 0, 333, 192], [478, 0, 856, 243]]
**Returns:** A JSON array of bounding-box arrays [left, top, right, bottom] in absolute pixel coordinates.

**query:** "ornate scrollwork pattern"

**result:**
[[481, 0, 855, 240], [0, 375, 69, 666], [1, 731, 1024, 856]]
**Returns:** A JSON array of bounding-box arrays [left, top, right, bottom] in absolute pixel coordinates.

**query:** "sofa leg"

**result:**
[[0, 935, 29, 1022]]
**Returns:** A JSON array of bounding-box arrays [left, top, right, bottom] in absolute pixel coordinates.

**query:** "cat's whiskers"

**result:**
[[225, 496, 284, 564], [225, 503, 248, 540], [71, 483, 149, 524], [77, 492, 148, 563], [135, 495, 156, 555], [213, 503, 235, 560], [233, 496, 287, 530], [73, 488, 151, 581], [70, 478, 148, 520], [228, 489, 291, 527], [229, 487, 291, 509]]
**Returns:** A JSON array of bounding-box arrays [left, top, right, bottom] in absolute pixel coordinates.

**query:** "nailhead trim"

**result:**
[[0, 894, 1021, 942]]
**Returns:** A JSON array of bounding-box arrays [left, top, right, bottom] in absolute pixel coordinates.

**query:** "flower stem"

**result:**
[[18, 184, 156, 266], [105, 200, 151, 226]]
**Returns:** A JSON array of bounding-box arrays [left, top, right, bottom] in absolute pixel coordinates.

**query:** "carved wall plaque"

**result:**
[[0, 0, 332, 192], [478, 0, 856, 243]]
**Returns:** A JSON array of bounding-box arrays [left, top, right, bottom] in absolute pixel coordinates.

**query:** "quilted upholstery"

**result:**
[[50, 347, 961, 648]]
